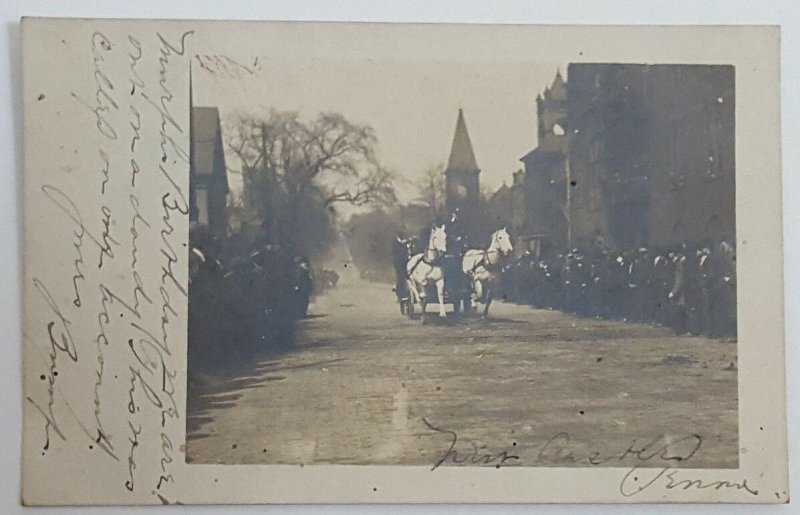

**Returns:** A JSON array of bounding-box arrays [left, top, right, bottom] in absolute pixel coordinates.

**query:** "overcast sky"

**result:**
[[193, 58, 563, 203]]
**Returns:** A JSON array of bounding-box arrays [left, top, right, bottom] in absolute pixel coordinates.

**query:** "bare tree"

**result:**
[[224, 109, 396, 255], [227, 110, 395, 211], [414, 163, 446, 214]]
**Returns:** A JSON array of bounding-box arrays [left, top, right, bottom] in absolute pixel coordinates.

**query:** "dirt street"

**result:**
[[186, 274, 738, 468]]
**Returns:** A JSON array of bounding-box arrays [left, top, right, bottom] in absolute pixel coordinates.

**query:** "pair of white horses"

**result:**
[[405, 225, 514, 322]]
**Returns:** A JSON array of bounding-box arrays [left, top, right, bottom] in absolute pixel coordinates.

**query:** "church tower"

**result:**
[[536, 69, 569, 153], [444, 109, 481, 215]]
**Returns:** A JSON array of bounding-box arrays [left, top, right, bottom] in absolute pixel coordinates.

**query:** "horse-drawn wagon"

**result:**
[[399, 225, 514, 322], [401, 254, 472, 319]]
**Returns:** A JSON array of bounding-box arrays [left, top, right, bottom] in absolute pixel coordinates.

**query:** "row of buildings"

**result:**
[[451, 63, 735, 257], [190, 63, 737, 260]]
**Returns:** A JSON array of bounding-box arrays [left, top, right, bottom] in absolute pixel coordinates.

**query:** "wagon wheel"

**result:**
[[452, 293, 465, 314], [406, 299, 414, 318], [462, 298, 474, 315]]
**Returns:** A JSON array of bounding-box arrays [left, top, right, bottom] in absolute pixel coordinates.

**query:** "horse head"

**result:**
[[429, 224, 447, 254], [493, 227, 514, 256]]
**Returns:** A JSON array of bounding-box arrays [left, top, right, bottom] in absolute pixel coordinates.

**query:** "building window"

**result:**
[[704, 150, 720, 181], [669, 171, 686, 190], [706, 214, 721, 241], [196, 189, 209, 226], [590, 139, 604, 162]]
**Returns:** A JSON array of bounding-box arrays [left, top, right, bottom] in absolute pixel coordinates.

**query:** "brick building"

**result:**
[[567, 63, 735, 250], [512, 64, 735, 255]]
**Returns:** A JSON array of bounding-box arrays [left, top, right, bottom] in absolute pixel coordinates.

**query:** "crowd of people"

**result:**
[[188, 226, 320, 369], [501, 241, 737, 338]]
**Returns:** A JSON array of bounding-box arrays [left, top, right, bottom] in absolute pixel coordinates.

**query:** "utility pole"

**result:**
[[260, 122, 274, 243], [565, 153, 572, 250]]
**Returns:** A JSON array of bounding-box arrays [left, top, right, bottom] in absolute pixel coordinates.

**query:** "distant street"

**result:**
[[186, 272, 738, 468]]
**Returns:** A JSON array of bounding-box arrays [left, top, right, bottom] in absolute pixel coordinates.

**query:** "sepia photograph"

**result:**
[[18, 15, 788, 505], [186, 59, 738, 469]]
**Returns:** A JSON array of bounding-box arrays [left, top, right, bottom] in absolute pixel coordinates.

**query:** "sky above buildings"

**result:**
[[193, 58, 563, 203]]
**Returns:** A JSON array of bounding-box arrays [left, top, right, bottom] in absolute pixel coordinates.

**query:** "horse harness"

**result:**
[[406, 248, 443, 278], [467, 249, 503, 275]]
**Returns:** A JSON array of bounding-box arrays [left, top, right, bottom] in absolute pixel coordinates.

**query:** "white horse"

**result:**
[[461, 228, 514, 317], [406, 225, 448, 322]]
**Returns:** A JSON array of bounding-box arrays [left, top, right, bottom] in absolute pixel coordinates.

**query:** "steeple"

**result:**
[[443, 109, 481, 217], [445, 108, 480, 173], [546, 69, 567, 101]]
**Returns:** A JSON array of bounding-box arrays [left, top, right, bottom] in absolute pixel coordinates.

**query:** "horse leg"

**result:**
[[436, 277, 447, 318], [419, 281, 428, 324], [472, 279, 483, 310], [406, 280, 417, 318], [483, 283, 493, 318]]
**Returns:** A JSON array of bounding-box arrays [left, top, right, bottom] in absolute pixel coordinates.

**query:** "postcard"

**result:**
[[21, 18, 787, 504]]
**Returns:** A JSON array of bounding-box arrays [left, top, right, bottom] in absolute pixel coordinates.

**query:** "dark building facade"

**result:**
[[513, 65, 735, 255], [566, 64, 735, 250], [190, 106, 230, 237]]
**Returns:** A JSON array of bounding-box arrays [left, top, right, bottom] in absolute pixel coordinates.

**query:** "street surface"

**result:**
[[186, 272, 738, 468]]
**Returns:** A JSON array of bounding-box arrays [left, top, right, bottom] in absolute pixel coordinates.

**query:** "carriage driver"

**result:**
[[446, 208, 470, 256], [444, 209, 470, 306], [392, 230, 411, 310]]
